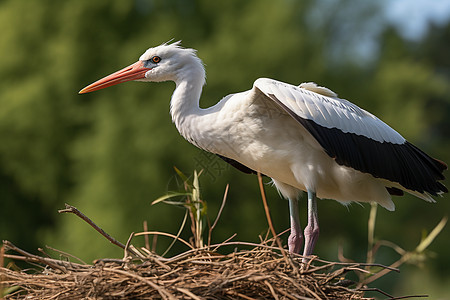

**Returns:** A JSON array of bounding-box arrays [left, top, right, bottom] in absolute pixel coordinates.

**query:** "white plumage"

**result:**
[[80, 42, 447, 260], [258, 78, 405, 144]]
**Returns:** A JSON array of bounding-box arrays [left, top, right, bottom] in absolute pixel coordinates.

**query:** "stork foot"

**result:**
[[288, 228, 303, 254], [302, 223, 319, 258]]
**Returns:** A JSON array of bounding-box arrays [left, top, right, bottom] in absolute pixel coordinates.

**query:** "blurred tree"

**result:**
[[0, 0, 76, 251], [370, 24, 450, 280]]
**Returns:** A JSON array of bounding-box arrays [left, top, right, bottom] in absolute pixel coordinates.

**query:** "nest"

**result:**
[[0, 197, 414, 300], [1, 239, 400, 300]]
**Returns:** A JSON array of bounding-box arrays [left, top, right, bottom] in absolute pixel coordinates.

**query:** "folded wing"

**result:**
[[253, 78, 447, 197]]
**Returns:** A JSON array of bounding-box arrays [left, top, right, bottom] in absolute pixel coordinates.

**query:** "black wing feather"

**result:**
[[217, 154, 258, 174], [268, 93, 447, 196]]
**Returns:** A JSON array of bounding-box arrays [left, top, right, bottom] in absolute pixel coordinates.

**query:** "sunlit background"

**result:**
[[1, 0, 449, 298]]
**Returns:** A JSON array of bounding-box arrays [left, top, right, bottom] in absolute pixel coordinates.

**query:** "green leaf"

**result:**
[[151, 192, 192, 205], [2, 286, 21, 296], [173, 166, 189, 183]]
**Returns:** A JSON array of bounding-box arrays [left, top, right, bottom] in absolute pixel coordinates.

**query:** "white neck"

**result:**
[[170, 64, 208, 149]]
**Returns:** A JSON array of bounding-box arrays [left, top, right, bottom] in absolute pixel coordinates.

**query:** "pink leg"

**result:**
[[288, 198, 303, 253], [302, 190, 319, 262]]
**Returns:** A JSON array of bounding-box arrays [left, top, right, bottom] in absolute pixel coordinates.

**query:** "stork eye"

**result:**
[[151, 56, 161, 63]]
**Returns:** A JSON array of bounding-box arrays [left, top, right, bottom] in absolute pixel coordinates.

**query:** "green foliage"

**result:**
[[0, 0, 449, 296], [152, 168, 207, 249], [364, 204, 447, 284]]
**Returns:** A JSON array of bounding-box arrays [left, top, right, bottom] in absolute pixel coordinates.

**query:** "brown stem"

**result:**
[[257, 173, 290, 265], [58, 203, 126, 249]]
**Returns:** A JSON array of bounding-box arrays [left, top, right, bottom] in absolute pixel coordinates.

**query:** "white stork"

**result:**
[[79, 42, 447, 259]]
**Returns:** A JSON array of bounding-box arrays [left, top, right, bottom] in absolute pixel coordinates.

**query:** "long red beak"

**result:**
[[79, 61, 151, 94]]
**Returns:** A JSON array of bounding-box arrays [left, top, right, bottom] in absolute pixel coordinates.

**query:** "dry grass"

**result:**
[[1, 239, 396, 299]]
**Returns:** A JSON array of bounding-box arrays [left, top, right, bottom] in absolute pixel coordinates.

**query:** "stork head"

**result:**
[[79, 41, 205, 94]]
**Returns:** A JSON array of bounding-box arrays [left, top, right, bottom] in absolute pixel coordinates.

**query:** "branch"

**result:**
[[58, 204, 126, 249], [2, 240, 87, 272], [208, 184, 229, 246], [58, 203, 143, 258], [257, 173, 291, 266]]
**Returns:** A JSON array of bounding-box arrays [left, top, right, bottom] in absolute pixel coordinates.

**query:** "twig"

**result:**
[[415, 216, 447, 253], [276, 288, 303, 300], [58, 204, 126, 249], [94, 258, 126, 264], [258, 228, 271, 244], [212, 233, 237, 252], [264, 280, 279, 300], [139, 250, 172, 271], [152, 233, 158, 253], [37, 248, 52, 259], [2, 240, 87, 272], [388, 294, 429, 300], [58, 204, 144, 259], [163, 210, 189, 257], [362, 253, 409, 285], [175, 287, 202, 300], [103, 267, 176, 300], [257, 173, 290, 265], [123, 232, 135, 260], [337, 244, 354, 263], [0, 244, 4, 296], [135, 230, 194, 250], [226, 290, 258, 300], [0, 244, 4, 268], [359, 287, 394, 298], [143, 220, 150, 251], [45, 245, 87, 265], [372, 240, 406, 256], [208, 184, 229, 246]]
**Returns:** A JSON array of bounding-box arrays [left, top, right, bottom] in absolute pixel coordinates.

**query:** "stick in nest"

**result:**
[[58, 204, 144, 259]]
